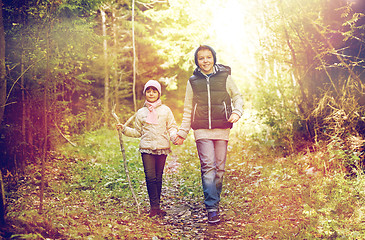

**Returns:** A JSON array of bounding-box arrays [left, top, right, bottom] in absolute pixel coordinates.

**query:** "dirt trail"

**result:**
[[153, 154, 306, 239], [154, 155, 250, 239], [3, 151, 306, 239]]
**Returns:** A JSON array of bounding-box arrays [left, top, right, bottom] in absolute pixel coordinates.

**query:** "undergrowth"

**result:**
[[3, 127, 365, 239]]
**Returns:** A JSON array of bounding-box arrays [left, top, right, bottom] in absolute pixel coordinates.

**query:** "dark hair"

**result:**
[[194, 45, 217, 66]]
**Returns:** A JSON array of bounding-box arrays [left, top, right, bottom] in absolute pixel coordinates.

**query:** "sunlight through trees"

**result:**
[[0, 0, 365, 237]]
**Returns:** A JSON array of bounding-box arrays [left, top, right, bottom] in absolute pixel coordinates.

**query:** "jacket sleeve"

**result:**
[[177, 81, 193, 139], [166, 107, 178, 141], [123, 111, 143, 138], [227, 75, 244, 117]]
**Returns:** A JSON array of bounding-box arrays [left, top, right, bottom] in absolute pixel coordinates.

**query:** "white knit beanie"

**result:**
[[143, 80, 161, 95]]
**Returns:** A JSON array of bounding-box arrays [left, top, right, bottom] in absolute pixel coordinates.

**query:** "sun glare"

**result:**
[[210, 0, 251, 47], [202, 0, 261, 86]]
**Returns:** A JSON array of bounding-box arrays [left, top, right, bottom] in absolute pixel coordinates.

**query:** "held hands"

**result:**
[[172, 135, 185, 145], [228, 113, 240, 123], [171, 114, 240, 146]]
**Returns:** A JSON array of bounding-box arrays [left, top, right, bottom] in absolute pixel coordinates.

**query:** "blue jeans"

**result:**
[[196, 139, 228, 211], [141, 153, 167, 210]]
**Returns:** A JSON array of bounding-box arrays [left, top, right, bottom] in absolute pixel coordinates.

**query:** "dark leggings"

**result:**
[[141, 153, 167, 210]]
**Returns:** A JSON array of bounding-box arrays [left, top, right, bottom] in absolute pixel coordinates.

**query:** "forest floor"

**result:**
[[1, 129, 364, 239], [147, 154, 306, 239], [1, 152, 308, 239]]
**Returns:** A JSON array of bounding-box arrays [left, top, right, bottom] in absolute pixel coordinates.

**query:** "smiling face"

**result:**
[[197, 49, 214, 75], [145, 87, 159, 103]]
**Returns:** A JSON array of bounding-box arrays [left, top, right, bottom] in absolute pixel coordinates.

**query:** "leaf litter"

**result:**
[[3, 149, 310, 239]]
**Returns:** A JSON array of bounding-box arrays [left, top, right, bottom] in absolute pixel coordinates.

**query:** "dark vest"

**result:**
[[189, 65, 233, 130]]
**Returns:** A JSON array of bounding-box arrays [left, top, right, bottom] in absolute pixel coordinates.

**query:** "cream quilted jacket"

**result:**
[[123, 103, 177, 151]]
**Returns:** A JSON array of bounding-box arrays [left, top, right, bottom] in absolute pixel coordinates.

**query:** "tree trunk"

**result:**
[[0, 171, 5, 225], [132, 0, 137, 112], [101, 8, 110, 123], [26, 97, 34, 162], [0, 0, 7, 225], [0, 0, 6, 124], [21, 41, 26, 172], [39, 30, 49, 214], [112, 8, 119, 109]]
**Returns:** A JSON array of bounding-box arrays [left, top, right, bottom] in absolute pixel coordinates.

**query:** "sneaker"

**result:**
[[208, 211, 220, 224]]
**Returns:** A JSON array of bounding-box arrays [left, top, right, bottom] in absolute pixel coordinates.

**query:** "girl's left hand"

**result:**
[[228, 113, 240, 123]]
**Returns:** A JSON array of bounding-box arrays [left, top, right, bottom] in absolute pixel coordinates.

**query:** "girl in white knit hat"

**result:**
[[118, 80, 178, 217]]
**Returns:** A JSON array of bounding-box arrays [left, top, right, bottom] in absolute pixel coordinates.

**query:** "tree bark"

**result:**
[[0, 0, 6, 124], [0, 0, 7, 225], [39, 29, 49, 215], [21, 39, 26, 171], [0, 171, 5, 225], [101, 8, 110, 123], [132, 0, 137, 112], [112, 8, 120, 110]]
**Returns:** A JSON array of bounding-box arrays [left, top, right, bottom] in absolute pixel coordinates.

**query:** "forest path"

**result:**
[[151, 153, 307, 239], [152, 154, 235, 239], [3, 148, 307, 239]]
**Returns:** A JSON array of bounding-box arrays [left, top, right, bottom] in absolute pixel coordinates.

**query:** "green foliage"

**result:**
[[253, 68, 299, 152], [249, 0, 365, 158], [225, 135, 365, 239], [2, 0, 198, 168], [2, 0, 111, 169], [61, 127, 145, 193], [301, 173, 365, 239], [3, 126, 365, 239]]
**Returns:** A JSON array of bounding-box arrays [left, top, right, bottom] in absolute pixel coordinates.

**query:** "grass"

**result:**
[[3, 127, 365, 239]]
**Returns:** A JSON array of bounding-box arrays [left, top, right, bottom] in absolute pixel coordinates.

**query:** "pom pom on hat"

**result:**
[[143, 80, 161, 95]]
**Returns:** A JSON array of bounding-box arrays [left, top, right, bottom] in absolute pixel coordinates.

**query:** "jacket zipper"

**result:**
[[207, 76, 211, 129], [223, 101, 228, 120], [192, 103, 197, 123]]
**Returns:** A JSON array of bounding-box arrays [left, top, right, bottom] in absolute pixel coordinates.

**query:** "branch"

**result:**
[[5, 57, 44, 105], [111, 105, 140, 214], [54, 122, 77, 147], [312, 21, 363, 90]]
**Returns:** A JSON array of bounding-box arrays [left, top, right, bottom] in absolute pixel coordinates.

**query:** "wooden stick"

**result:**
[[111, 106, 140, 214], [54, 122, 77, 147]]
